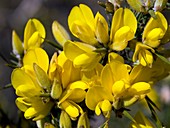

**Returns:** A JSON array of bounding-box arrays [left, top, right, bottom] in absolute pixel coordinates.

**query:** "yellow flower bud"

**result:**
[[33, 63, 51, 92], [60, 111, 72, 128], [12, 30, 24, 56]]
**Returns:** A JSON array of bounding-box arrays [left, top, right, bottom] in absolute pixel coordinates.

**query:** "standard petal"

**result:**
[[85, 86, 113, 111], [23, 48, 49, 73], [64, 40, 95, 61], [101, 64, 114, 93], [123, 8, 137, 34], [24, 19, 45, 50], [71, 21, 97, 45], [11, 68, 35, 90], [143, 12, 168, 41], [73, 52, 102, 70], [110, 8, 124, 41], [27, 31, 41, 49]]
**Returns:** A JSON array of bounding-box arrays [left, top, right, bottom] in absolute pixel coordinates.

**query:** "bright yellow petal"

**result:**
[[24, 19, 45, 50], [144, 28, 163, 48], [64, 40, 95, 61], [109, 61, 129, 81], [110, 8, 124, 41], [101, 64, 114, 93], [101, 100, 112, 112], [143, 12, 168, 41], [67, 88, 86, 103], [79, 4, 95, 31], [27, 31, 41, 49], [138, 49, 153, 67], [85, 86, 113, 111], [123, 8, 137, 34], [111, 26, 134, 51], [61, 59, 81, 89], [68, 4, 96, 44], [11, 68, 35, 90], [68, 81, 89, 90], [52, 21, 70, 46], [110, 8, 137, 41], [129, 82, 151, 95], [108, 52, 124, 63], [60, 101, 79, 118], [71, 21, 97, 45], [16, 97, 30, 112], [112, 80, 125, 96], [95, 102, 101, 116], [73, 52, 102, 70], [23, 48, 49, 73]]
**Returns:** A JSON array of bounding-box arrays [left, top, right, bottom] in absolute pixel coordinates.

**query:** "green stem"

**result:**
[[0, 84, 12, 90], [45, 39, 63, 51]]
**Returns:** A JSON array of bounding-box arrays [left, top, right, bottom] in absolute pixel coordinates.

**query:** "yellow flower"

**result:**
[[133, 11, 168, 67], [12, 18, 46, 55], [86, 61, 151, 116], [68, 4, 107, 46], [109, 8, 137, 51], [129, 111, 154, 128], [11, 48, 53, 121], [68, 4, 137, 50], [48, 52, 88, 119]]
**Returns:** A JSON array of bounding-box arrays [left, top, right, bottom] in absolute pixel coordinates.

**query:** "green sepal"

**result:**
[[33, 63, 51, 92]]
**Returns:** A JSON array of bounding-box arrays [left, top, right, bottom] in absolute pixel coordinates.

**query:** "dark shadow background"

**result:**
[[0, 0, 170, 127]]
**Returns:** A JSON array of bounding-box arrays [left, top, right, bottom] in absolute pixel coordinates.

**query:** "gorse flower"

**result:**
[[11, 48, 53, 121], [133, 11, 168, 67], [8, 1, 170, 128], [86, 61, 151, 117], [65, 4, 137, 70]]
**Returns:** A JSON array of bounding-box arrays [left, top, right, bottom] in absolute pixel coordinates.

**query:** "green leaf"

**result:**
[[145, 96, 160, 111], [123, 111, 136, 123], [145, 96, 163, 128], [155, 53, 170, 65]]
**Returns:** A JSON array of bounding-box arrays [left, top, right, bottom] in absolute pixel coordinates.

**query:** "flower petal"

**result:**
[[52, 21, 70, 46], [23, 48, 49, 73], [85, 86, 113, 110]]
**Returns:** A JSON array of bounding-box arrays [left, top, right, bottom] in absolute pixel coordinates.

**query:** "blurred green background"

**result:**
[[0, 0, 170, 127]]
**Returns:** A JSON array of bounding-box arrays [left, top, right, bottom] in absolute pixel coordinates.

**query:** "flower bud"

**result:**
[[50, 78, 62, 99], [52, 21, 70, 46], [60, 111, 72, 128], [12, 30, 24, 56], [33, 63, 51, 92], [77, 112, 90, 128]]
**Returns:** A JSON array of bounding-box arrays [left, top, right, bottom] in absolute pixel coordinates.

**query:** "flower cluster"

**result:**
[[9, 0, 170, 127]]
